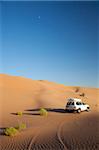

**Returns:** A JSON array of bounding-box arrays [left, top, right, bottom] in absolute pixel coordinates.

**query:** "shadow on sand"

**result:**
[[10, 108, 73, 117], [11, 112, 40, 116], [25, 108, 72, 113], [0, 127, 6, 135]]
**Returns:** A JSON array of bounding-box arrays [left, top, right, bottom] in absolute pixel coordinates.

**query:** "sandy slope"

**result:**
[[0, 74, 99, 150]]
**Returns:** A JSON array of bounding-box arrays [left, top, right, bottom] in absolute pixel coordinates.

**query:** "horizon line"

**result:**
[[0, 73, 98, 89]]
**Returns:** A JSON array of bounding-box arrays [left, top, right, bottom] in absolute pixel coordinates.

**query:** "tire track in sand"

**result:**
[[27, 119, 55, 150], [57, 120, 68, 150], [27, 118, 68, 150], [27, 134, 37, 150]]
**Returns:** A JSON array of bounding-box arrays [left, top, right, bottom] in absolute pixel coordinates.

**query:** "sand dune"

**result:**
[[0, 74, 99, 150]]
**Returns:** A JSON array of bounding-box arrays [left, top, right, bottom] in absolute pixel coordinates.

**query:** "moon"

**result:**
[[38, 16, 41, 19]]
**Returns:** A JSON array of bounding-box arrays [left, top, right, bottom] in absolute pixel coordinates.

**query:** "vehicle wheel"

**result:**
[[74, 110, 77, 114], [86, 107, 90, 112], [77, 108, 81, 113]]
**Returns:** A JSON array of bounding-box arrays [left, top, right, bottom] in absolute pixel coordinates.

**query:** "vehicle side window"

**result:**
[[76, 102, 80, 105], [82, 103, 85, 105], [76, 102, 82, 105], [79, 102, 82, 105]]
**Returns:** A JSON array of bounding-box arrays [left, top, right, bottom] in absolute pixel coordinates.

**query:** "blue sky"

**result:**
[[0, 1, 99, 87]]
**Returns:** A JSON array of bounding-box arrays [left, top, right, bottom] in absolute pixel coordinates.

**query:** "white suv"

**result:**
[[65, 98, 90, 113]]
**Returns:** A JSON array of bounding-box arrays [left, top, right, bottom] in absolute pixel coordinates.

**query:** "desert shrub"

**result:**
[[15, 123, 26, 131], [16, 111, 23, 116], [79, 93, 85, 97], [75, 87, 80, 93], [39, 108, 48, 116], [4, 127, 19, 137]]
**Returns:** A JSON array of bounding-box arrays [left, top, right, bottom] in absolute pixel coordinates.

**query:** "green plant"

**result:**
[[39, 108, 48, 116], [15, 123, 26, 131], [4, 127, 19, 137], [16, 111, 23, 116]]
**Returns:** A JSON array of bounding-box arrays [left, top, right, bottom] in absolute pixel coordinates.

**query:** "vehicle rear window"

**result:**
[[67, 102, 74, 105]]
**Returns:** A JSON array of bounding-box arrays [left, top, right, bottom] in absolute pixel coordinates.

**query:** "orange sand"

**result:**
[[0, 74, 99, 150]]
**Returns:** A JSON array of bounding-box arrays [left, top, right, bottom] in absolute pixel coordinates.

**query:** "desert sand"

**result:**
[[0, 74, 99, 150]]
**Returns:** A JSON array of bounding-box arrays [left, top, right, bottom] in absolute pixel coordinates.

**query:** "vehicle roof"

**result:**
[[67, 98, 82, 102]]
